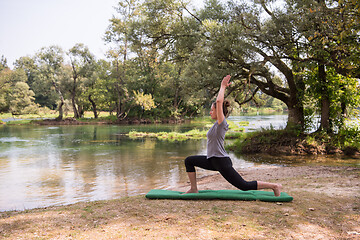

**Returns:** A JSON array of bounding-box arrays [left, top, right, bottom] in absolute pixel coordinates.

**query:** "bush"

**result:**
[[334, 122, 360, 149]]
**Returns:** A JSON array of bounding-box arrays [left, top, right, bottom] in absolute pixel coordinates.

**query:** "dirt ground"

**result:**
[[177, 165, 359, 198], [0, 165, 359, 240]]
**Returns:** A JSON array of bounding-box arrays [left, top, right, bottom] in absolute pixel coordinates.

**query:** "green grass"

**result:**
[[0, 111, 116, 125], [129, 129, 208, 142], [0, 112, 57, 120], [5, 120, 34, 125]]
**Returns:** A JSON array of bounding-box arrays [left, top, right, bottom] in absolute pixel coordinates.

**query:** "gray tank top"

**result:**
[[206, 119, 229, 158]]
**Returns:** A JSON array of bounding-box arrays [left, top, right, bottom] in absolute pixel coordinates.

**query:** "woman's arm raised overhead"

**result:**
[[216, 75, 231, 125]]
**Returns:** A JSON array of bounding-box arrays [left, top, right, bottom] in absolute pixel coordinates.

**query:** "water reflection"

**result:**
[[0, 124, 256, 211]]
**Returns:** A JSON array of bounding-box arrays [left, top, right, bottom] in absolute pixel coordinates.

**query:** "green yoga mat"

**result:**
[[146, 189, 293, 202]]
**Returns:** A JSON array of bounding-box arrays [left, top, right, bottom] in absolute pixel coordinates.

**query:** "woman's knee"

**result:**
[[184, 156, 193, 166], [184, 156, 195, 172]]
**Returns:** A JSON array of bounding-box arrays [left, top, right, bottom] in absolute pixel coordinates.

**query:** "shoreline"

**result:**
[[4, 117, 359, 157], [1, 165, 359, 239], [2, 117, 187, 126]]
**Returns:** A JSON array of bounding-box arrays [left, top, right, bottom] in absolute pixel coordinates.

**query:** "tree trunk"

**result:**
[[173, 68, 182, 111], [52, 80, 65, 121], [318, 64, 331, 132], [88, 94, 98, 118], [71, 75, 79, 118], [71, 94, 80, 119], [57, 100, 64, 121], [70, 60, 80, 119], [78, 105, 84, 118], [116, 85, 122, 119], [287, 103, 304, 129]]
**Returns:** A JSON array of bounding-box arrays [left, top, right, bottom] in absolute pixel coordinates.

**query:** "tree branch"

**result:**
[[235, 87, 260, 106], [260, 0, 274, 17], [181, 3, 202, 24]]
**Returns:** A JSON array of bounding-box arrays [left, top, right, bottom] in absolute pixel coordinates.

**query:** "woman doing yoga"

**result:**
[[184, 75, 282, 196]]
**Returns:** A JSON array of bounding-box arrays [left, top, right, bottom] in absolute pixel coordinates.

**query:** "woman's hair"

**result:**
[[212, 100, 231, 117]]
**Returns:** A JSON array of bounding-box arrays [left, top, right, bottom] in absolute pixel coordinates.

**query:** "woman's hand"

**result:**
[[221, 75, 231, 88]]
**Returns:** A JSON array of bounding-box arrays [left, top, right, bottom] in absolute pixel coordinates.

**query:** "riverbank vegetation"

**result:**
[[1, 0, 360, 153], [228, 123, 360, 156], [128, 119, 246, 141]]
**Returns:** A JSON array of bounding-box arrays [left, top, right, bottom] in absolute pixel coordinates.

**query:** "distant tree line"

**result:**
[[0, 0, 359, 133]]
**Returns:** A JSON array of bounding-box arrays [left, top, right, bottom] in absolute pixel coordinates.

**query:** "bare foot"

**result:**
[[273, 184, 283, 197], [183, 188, 198, 194]]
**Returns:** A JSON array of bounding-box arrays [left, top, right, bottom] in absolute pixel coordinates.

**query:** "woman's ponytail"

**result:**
[[213, 100, 231, 118], [223, 100, 231, 117]]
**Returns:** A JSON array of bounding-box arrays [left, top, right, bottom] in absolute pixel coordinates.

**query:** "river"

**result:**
[[0, 114, 358, 211]]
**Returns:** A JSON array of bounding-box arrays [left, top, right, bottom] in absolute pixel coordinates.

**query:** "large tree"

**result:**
[[276, 0, 360, 132], [104, 0, 139, 120], [36, 46, 67, 120], [182, 0, 359, 131], [68, 43, 97, 118]]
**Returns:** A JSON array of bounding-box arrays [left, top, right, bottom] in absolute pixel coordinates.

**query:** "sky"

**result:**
[[0, 0, 204, 68]]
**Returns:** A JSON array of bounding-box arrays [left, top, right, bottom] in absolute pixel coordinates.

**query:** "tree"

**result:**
[[282, 0, 360, 132], [104, 0, 140, 120], [0, 68, 39, 114], [36, 46, 67, 120], [0, 56, 10, 112], [83, 60, 106, 119], [68, 43, 97, 118], [133, 0, 307, 127], [130, 0, 205, 117], [92, 59, 117, 116], [180, 0, 359, 132], [9, 81, 38, 115], [0, 68, 12, 112], [15, 56, 58, 109], [133, 90, 156, 118], [0, 55, 8, 71]]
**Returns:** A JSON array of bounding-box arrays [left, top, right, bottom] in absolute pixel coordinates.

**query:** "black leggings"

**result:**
[[185, 155, 257, 191]]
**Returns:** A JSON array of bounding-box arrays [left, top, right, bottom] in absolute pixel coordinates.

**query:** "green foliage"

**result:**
[[226, 132, 250, 153], [0, 68, 11, 112], [0, 67, 39, 115], [228, 120, 245, 132], [303, 66, 360, 132], [67, 43, 98, 118], [15, 56, 58, 109], [133, 91, 156, 111], [227, 126, 303, 153], [9, 82, 38, 115], [333, 121, 360, 149], [0, 55, 8, 71]]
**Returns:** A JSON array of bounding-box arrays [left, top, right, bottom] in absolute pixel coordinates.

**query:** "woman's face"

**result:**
[[209, 103, 217, 120]]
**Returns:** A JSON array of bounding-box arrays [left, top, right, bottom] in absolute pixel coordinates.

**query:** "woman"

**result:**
[[184, 75, 282, 196]]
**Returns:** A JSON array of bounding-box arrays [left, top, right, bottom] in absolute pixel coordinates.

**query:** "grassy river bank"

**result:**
[[0, 165, 359, 239]]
